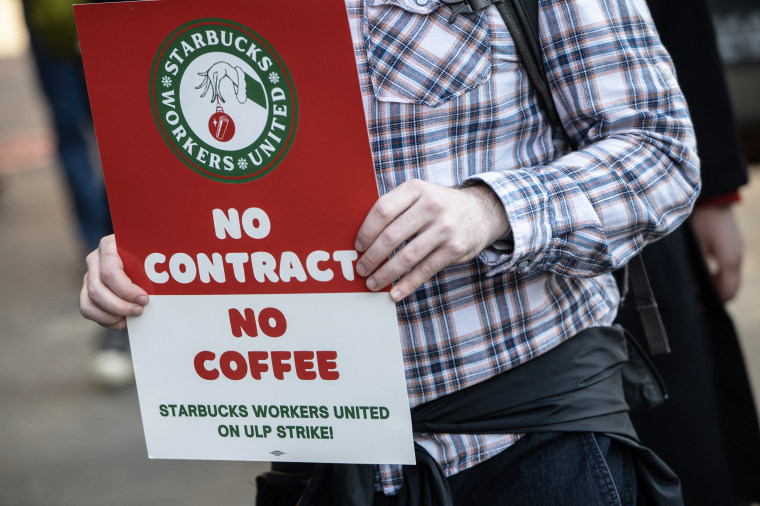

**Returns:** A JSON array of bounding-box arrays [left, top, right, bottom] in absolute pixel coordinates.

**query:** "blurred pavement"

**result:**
[[1, 2, 759, 505], [0, 12, 268, 505]]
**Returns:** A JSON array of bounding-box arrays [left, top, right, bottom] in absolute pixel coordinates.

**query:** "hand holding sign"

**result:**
[[355, 180, 510, 302], [80, 235, 149, 331]]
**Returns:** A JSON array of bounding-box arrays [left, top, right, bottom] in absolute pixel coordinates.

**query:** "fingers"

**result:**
[[355, 181, 422, 255], [355, 180, 510, 302], [386, 238, 457, 302], [356, 207, 436, 284], [711, 244, 743, 301], [355, 181, 444, 291], [691, 205, 744, 302], [362, 227, 444, 298], [79, 235, 149, 329], [97, 236, 148, 305], [713, 267, 741, 302], [79, 273, 128, 330]]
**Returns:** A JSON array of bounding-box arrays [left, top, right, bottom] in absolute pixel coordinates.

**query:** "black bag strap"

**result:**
[[494, 0, 566, 136], [627, 254, 671, 354], [442, 0, 564, 136], [442, 0, 670, 356]]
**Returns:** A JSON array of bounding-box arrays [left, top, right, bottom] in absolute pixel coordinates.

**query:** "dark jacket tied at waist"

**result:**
[[256, 326, 682, 506]]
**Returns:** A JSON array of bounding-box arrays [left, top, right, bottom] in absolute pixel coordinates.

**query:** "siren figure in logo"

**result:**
[[197, 61, 239, 142], [196, 60, 268, 143]]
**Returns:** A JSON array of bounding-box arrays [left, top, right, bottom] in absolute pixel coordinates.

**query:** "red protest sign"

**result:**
[[76, 0, 380, 296], [75, 0, 414, 465]]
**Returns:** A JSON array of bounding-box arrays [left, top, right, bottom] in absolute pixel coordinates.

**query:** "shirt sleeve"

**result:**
[[469, 0, 701, 277]]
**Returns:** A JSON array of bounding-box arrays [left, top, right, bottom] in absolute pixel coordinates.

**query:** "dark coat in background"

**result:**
[[616, 0, 760, 504]]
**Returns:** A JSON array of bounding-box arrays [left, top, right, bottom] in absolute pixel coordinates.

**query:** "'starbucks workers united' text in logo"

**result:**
[[150, 19, 298, 183]]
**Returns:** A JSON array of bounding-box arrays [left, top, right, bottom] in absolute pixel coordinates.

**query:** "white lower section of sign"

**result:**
[[127, 292, 415, 464]]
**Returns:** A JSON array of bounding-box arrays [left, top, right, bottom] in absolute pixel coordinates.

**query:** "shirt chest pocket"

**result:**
[[363, 0, 495, 107]]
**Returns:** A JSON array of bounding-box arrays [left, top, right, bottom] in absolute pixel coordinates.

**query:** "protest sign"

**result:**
[[75, 0, 414, 464]]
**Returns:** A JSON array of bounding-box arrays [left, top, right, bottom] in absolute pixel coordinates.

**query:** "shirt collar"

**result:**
[[366, 0, 441, 15]]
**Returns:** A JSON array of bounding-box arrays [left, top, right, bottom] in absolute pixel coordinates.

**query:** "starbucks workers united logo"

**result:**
[[151, 20, 298, 183]]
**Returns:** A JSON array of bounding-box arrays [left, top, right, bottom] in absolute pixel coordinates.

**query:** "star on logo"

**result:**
[[237, 158, 248, 170], [161, 75, 172, 88], [268, 72, 280, 84]]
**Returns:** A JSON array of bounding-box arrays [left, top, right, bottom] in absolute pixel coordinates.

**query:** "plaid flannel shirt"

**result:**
[[345, 0, 700, 495]]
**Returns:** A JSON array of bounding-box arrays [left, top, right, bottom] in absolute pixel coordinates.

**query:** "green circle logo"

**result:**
[[150, 19, 298, 183]]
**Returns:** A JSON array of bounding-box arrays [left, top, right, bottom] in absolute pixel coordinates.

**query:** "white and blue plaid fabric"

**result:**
[[345, 0, 700, 494]]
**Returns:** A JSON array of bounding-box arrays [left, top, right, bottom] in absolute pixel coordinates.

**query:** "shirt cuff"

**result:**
[[466, 170, 553, 276]]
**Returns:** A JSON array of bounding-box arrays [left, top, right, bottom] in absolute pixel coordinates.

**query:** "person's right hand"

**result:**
[[79, 234, 149, 330]]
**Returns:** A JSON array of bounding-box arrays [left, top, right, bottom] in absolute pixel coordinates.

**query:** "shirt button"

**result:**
[[657, 62, 676, 83], [416, 0, 428, 5], [517, 260, 530, 269]]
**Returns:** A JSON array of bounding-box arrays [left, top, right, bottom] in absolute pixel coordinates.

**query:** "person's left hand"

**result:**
[[355, 179, 510, 302], [690, 204, 744, 301]]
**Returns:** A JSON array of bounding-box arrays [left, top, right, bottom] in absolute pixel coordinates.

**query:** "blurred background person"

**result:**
[[21, 0, 132, 388], [616, 0, 760, 504]]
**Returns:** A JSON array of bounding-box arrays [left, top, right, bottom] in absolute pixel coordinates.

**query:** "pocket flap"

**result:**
[[365, 2, 492, 106]]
